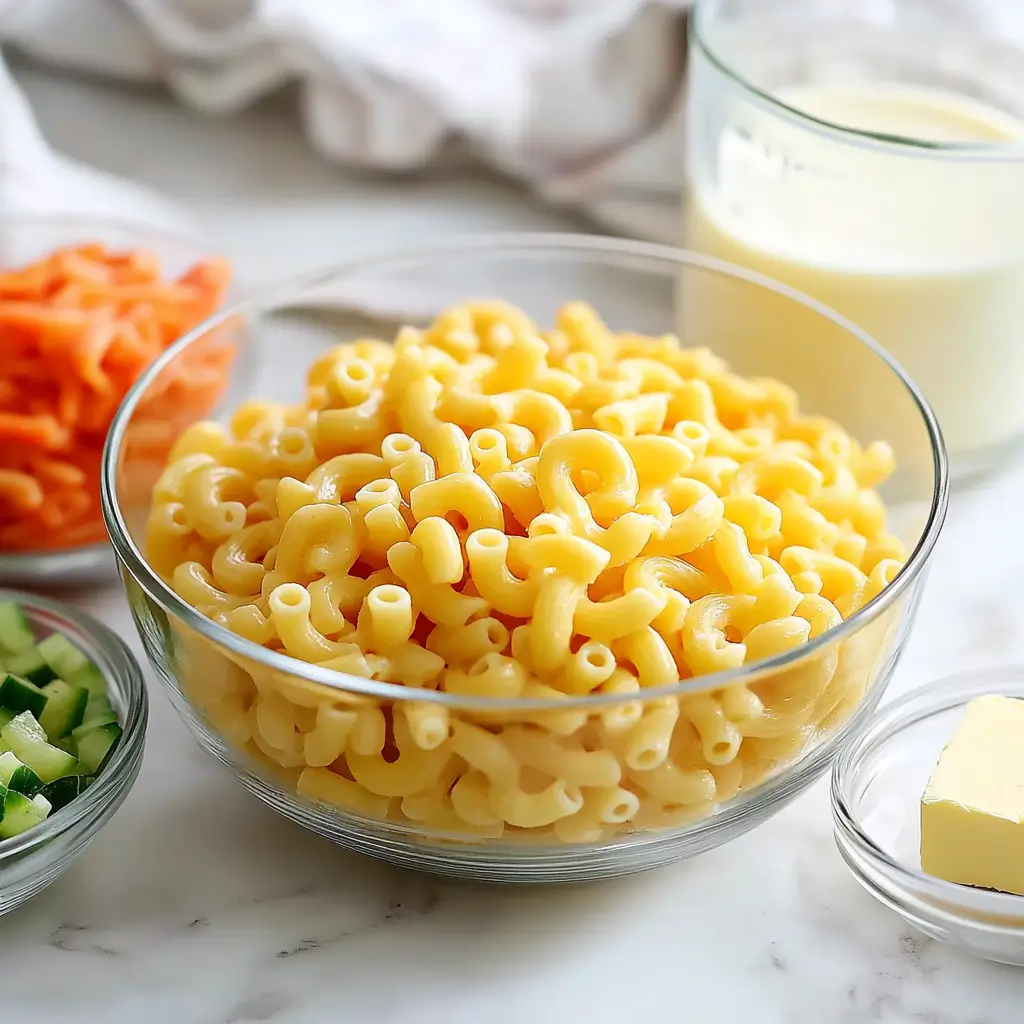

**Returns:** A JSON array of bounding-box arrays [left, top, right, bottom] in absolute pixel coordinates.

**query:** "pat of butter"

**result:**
[[921, 695, 1024, 896]]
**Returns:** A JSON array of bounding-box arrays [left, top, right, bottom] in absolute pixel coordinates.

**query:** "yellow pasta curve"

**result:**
[[148, 300, 906, 843]]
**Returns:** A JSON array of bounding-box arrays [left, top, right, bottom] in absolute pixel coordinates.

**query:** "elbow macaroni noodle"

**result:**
[[147, 300, 908, 843]]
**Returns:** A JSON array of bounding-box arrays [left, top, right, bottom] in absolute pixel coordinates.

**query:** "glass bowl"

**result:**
[[0, 216, 229, 589], [0, 589, 148, 916], [833, 669, 1024, 965], [101, 234, 947, 882]]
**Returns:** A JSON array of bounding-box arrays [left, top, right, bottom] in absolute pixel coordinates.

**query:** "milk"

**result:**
[[684, 83, 1024, 471]]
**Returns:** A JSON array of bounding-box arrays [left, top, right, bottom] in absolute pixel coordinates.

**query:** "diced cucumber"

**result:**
[[0, 602, 35, 657], [2, 648, 56, 686], [0, 751, 44, 800], [84, 691, 114, 723], [1, 712, 80, 783], [0, 708, 44, 752], [8, 763, 43, 798], [0, 742, 45, 797], [0, 789, 49, 839], [53, 735, 76, 755], [0, 607, 120, 834], [35, 632, 88, 680], [74, 722, 122, 775], [4, 710, 45, 742], [39, 774, 90, 811], [71, 711, 118, 742], [0, 751, 24, 785], [36, 633, 105, 693], [0, 674, 49, 718], [37, 680, 89, 740]]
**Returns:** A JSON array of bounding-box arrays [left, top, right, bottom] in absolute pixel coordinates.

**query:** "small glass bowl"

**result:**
[[0, 216, 226, 589], [103, 234, 947, 883], [0, 590, 148, 917], [833, 669, 1024, 965]]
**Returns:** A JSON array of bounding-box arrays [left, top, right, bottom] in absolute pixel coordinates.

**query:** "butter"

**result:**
[[920, 695, 1024, 896]]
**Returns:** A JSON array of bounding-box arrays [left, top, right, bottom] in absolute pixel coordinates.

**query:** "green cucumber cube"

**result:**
[[0, 674, 48, 718], [8, 764, 43, 798], [74, 723, 123, 775], [3, 649, 56, 687], [0, 789, 49, 838], [71, 711, 118, 742], [39, 774, 89, 811], [53, 735, 77, 755], [0, 751, 24, 786], [0, 603, 35, 657], [83, 691, 114, 723], [36, 633, 105, 694], [38, 680, 89, 740], [1, 712, 80, 783]]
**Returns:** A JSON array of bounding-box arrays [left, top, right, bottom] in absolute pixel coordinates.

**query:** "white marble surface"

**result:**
[[2, 61, 1022, 1024]]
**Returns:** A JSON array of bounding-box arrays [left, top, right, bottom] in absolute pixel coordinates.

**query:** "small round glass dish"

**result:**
[[832, 669, 1024, 965], [103, 234, 947, 883], [0, 216, 229, 590], [0, 590, 148, 917]]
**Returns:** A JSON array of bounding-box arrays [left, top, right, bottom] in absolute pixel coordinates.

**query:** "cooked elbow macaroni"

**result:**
[[148, 300, 907, 843]]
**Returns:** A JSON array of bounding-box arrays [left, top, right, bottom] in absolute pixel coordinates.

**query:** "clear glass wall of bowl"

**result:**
[[102, 238, 946, 882], [685, 0, 1024, 483]]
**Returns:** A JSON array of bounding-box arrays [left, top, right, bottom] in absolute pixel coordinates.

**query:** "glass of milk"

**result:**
[[683, 0, 1024, 482]]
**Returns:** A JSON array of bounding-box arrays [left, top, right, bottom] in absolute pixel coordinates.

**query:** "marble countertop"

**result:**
[[2, 61, 1022, 1024]]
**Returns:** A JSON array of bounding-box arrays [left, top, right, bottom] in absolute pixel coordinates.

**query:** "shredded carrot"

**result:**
[[0, 471, 45, 513], [0, 243, 235, 552], [31, 458, 87, 488], [0, 413, 70, 449]]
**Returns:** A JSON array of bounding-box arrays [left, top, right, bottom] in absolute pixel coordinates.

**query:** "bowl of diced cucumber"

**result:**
[[0, 593, 147, 916]]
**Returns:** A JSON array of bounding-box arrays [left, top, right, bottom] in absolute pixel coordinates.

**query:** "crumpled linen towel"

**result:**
[[0, 0, 691, 241], [0, 54, 190, 230], [2, 0, 1022, 244]]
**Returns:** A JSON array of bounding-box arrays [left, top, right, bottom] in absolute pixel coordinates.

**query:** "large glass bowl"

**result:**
[[0, 216, 229, 589], [100, 235, 947, 882]]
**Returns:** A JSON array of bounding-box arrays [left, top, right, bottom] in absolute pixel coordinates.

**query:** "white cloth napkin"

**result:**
[[0, 0, 691, 242], [0, 55, 192, 231]]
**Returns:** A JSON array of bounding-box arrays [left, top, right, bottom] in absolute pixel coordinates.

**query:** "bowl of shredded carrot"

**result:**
[[0, 217, 235, 586]]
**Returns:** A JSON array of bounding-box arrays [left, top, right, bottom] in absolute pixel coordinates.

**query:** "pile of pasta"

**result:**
[[149, 300, 907, 842], [0, 244, 231, 551]]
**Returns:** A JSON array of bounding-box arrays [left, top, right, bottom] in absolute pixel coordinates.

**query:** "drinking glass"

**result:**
[[684, 0, 1024, 482]]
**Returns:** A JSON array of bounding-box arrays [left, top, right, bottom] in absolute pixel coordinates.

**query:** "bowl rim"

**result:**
[[0, 588, 149, 861], [0, 213, 217, 572], [832, 667, 1024, 923], [0, 544, 113, 582], [100, 232, 949, 710]]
